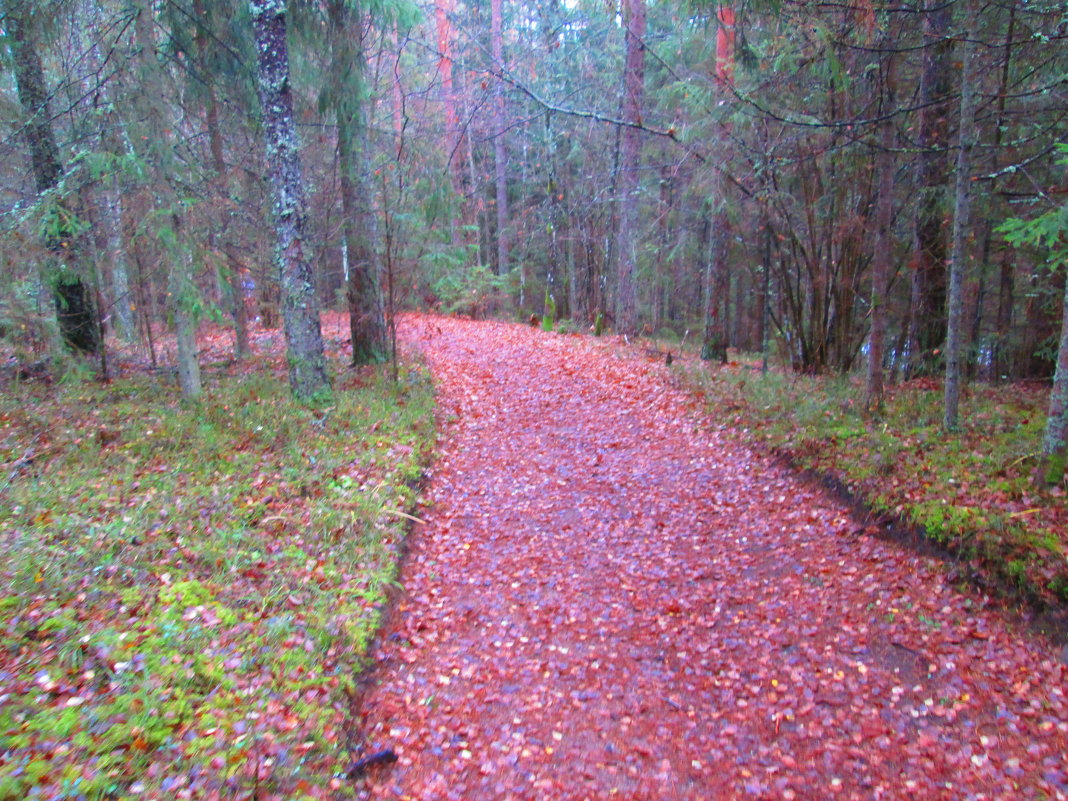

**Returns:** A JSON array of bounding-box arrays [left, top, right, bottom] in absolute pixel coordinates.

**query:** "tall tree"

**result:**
[[490, 0, 509, 277], [74, 0, 135, 343], [132, 2, 201, 399], [908, 0, 955, 375], [614, 0, 646, 336], [701, 5, 734, 363], [1041, 273, 1068, 485], [866, 39, 898, 411], [250, 0, 330, 401], [944, 0, 980, 430], [324, 0, 388, 365], [3, 0, 100, 354]]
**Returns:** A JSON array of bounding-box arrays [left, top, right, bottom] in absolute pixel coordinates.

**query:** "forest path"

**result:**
[[354, 315, 1066, 801]]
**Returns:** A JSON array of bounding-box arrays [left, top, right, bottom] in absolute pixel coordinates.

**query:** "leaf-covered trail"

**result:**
[[355, 316, 1066, 801]]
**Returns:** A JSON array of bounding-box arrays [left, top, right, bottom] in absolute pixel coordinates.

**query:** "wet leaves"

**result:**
[[357, 315, 1068, 801]]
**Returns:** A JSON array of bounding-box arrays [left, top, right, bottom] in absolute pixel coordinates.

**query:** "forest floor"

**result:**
[[0, 315, 435, 800], [355, 314, 1068, 801]]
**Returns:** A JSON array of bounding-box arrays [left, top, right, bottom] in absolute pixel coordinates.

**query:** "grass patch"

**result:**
[[0, 357, 435, 799], [681, 359, 1068, 610]]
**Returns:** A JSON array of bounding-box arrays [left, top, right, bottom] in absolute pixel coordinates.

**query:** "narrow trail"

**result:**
[[355, 316, 1066, 801]]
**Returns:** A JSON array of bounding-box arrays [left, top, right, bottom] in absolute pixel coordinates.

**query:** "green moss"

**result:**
[[0, 358, 435, 798]]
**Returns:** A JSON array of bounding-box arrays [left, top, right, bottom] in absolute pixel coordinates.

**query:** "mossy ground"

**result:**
[[0, 344, 435, 800]]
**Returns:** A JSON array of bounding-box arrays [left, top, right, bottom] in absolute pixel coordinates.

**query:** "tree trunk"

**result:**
[[435, 0, 465, 248], [339, 123, 388, 364], [4, 1, 100, 355], [614, 0, 646, 336], [988, 3, 1017, 383], [944, 0, 979, 431], [250, 0, 330, 401], [908, 0, 955, 375], [701, 7, 735, 362], [866, 46, 897, 411], [170, 216, 203, 399], [102, 189, 134, 340], [133, 3, 201, 398], [701, 202, 729, 363], [491, 0, 510, 277], [79, 0, 135, 343], [994, 255, 1015, 381], [1038, 275, 1068, 486], [328, 0, 388, 365]]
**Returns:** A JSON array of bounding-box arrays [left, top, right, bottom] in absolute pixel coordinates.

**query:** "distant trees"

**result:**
[[0, 0, 1065, 432]]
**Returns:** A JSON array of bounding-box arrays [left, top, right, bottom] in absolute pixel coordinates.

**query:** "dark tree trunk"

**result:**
[[491, 0, 510, 277], [701, 205, 729, 363], [614, 0, 646, 336], [994, 256, 1015, 381], [5, 1, 100, 355], [327, 0, 388, 365], [866, 63, 897, 411], [250, 0, 330, 401], [944, 0, 980, 430], [134, 3, 201, 398], [908, 0, 955, 375], [339, 122, 388, 365]]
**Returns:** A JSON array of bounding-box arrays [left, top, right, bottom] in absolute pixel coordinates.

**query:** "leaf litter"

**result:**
[[356, 315, 1067, 801]]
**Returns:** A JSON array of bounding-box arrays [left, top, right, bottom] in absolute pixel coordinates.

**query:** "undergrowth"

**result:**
[[0, 357, 435, 800], [681, 359, 1068, 612]]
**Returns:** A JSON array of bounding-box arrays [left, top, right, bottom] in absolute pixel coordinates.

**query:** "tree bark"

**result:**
[[702, 6, 734, 362], [908, 0, 954, 376], [994, 256, 1015, 380], [944, 0, 979, 431], [614, 0, 646, 336], [250, 0, 330, 401], [701, 201, 729, 363], [4, 0, 100, 355], [339, 125, 388, 364], [491, 0, 510, 277], [327, 0, 388, 365], [435, 0, 465, 248], [866, 45, 897, 411], [78, 0, 135, 342], [1039, 275, 1068, 485], [989, 2, 1017, 383]]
